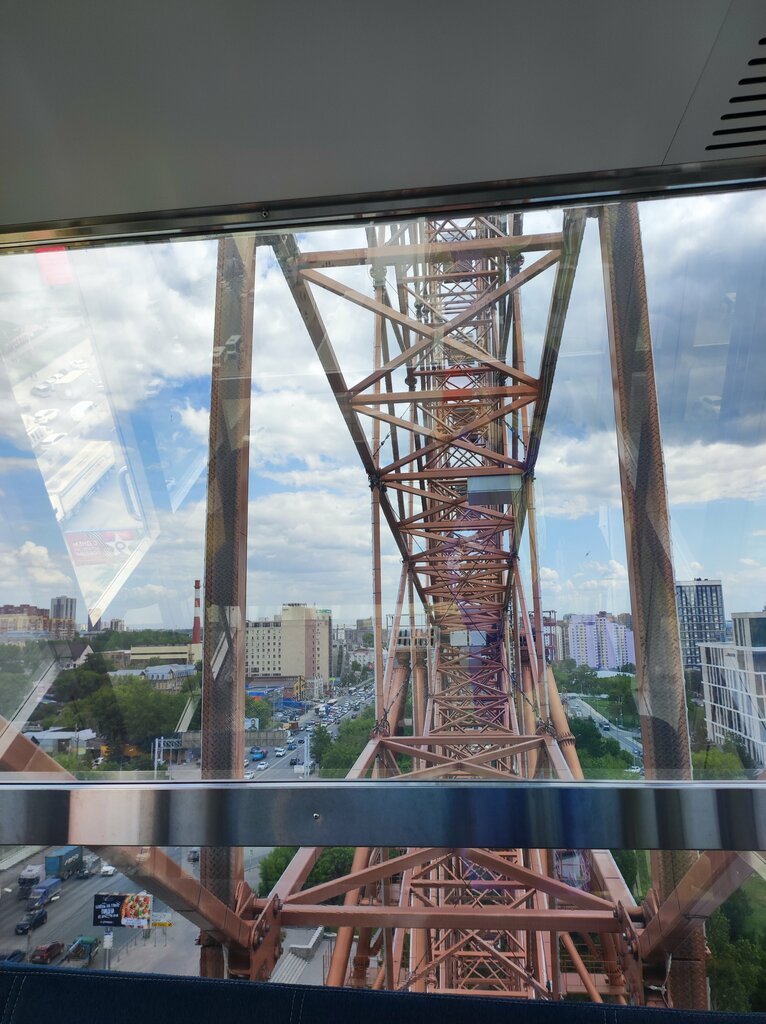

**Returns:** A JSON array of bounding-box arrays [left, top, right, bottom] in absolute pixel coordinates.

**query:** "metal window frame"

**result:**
[[2, 157, 766, 251], [1, 157, 765, 861], [0, 781, 763, 850]]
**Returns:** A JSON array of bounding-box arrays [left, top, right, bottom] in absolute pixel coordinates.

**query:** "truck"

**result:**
[[76, 854, 102, 879], [45, 845, 83, 880], [17, 864, 43, 899], [27, 877, 62, 907], [63, 935, 101, 967]]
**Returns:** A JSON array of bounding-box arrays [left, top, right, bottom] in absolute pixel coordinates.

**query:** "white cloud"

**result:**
[[0, 540, 72, 593], [739, 557, 759, 567], [178, 404, 210, 443], [536, 431, 766, 519], [247, 488, 399, 621]]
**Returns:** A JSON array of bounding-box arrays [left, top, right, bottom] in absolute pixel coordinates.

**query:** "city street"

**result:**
[[567, 695, 642, 759], [0, 845, 273, 973]]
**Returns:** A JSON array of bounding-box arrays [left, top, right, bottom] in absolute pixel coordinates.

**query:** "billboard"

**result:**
[[93, 892, 153, 929]]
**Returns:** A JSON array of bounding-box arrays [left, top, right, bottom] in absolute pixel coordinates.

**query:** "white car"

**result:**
[[100, 864, 116, 876], [70, 400, 95, 422], [33, 408, 59, 425], [274, 747, 285, 757], [244, 770, 255, 780], [256, 762, 269, 771], [40, 431, 68, 448]]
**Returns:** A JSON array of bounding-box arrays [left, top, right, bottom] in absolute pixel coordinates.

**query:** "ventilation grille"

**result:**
[[707, 36, 766, 151]]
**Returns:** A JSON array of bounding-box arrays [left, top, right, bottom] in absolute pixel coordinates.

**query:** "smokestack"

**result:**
[[192, 579, 202, 644]]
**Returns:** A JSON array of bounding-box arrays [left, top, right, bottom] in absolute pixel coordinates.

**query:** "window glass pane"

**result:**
[[1, 192, 765, 1011]]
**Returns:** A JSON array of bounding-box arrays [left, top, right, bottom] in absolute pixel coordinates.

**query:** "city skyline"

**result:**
[[0, 191, 764, 626]]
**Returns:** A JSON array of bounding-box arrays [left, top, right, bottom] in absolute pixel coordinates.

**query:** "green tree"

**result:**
[[258, 847, 298, 895], [707, 905, 766, 1012], [315, 708, 376, 777], [244, 696, 272, 727], [257, 846, 355, 899], [310, 724, 333, 765], [569, 718, 632, 777], [89, 628, 192, 652], [692, 744, 746, 779], [611, 849, 638, 894]]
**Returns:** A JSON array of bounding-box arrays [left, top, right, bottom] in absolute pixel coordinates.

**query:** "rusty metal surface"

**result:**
[[200, 234, 256, 970], [599, 203, 705, 1009]]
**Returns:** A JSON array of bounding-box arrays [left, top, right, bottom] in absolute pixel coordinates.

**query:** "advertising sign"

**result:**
[[93, 892, 153, 929]]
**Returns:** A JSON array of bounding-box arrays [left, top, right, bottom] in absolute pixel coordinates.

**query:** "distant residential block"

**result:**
[[675, 579, 726, 670]]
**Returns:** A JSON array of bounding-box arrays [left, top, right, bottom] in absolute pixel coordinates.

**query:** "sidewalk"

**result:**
[[111, 914, 200, 976]]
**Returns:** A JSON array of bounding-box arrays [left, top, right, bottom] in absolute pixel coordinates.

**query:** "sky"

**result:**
[[0, 189, 764, 628]]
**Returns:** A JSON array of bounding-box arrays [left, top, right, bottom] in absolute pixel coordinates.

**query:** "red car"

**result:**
[[30, 941, 65, 964]]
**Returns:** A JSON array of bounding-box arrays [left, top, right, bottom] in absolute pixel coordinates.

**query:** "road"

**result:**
[[567, 695, 643, 760], [172, 689, 375, 783], [0, 692, 376, 972], [0, 846, 273, 971]]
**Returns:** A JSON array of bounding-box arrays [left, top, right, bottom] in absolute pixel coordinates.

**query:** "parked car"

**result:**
[[31, 382, 54, 396], [289, 756, 299, 766], [0, 950, 25, 963], [69, 400, 95, 422], [15, 906, 48, 934], [100, 863, 116, 876], [30, 941, 65, 964], [244, 770, 255, 780], [33, 408, 59, 425], [39, 430, 68, 448], [274, 746, 285, 757], [256, 762, 269, 771]]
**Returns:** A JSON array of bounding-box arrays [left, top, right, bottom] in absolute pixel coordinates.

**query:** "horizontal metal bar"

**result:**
[[2, 158, 766, 252], [0, 781, 763, 850]]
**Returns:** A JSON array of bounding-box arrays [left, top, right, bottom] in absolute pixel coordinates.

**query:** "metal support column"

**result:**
[[200, 234, 257, 976], [599, 204, 706, 1009]]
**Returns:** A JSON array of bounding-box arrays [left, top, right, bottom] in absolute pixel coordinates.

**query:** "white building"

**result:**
[[567, 613, 635, 671], [700, 612, 766, 767]]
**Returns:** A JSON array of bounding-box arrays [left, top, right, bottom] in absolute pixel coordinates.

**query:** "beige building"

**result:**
[[128, 643, 202, 667], [0, 604, 50, 632], [246, 604, 332, 683]]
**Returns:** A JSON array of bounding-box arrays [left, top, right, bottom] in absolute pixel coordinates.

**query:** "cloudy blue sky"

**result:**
[[0, 189, 764, 629]]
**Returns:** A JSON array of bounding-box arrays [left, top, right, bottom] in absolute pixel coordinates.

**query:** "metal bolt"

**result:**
[[313, 812, 320, 820], [261, 209, 270, 219]]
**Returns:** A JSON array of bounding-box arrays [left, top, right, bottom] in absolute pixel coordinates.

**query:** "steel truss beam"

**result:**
[[265, 212, 647, 1001]]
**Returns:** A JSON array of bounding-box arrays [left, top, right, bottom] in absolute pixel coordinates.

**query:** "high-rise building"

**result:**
[[245, 604, 332, 683], [675, 579, 726, 670], [50, 595, 76, 620], [700, 612, 766, 767], [50, 595, 77, 639], [567, 612, 635, 671]]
